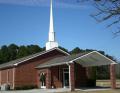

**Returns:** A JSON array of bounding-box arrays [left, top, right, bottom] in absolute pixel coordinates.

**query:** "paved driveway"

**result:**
[[0, 88, 70, 93]]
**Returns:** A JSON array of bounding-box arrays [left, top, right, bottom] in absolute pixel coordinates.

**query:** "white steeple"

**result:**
[[46, 0, 58, 50]]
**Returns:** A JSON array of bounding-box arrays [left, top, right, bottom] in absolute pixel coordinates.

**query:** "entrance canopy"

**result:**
[[72, 51, 117, 67], [36, 51, 117, 68]]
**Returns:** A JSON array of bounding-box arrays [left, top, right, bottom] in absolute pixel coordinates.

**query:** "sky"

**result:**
[[0, 0, 120, 61]]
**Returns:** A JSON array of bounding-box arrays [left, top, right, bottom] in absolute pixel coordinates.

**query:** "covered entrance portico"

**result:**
[[36, 51, 117, 91]]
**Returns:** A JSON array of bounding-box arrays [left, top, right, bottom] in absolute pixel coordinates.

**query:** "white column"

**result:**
[[7, 69, 9, 84], [13, 68, 15, 89]]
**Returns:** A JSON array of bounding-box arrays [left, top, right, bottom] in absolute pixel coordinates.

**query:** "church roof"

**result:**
[[36, 51, 117, 68], [36, 52, 90, 68], [0, 47, 70, 69]]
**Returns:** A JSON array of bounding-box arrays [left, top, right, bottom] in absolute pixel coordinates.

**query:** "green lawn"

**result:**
[[60, 89, 120, 93], [96, 80, 120, 88], [60, 80, 120, 93]]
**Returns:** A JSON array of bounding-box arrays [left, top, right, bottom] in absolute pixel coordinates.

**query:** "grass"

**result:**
[[96, 80, 120, 88], [59, 89, 120, 93], [59, 80, 120, 93]]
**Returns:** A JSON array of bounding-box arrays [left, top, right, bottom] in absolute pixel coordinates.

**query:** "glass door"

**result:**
[[63, 68, 69, 88]]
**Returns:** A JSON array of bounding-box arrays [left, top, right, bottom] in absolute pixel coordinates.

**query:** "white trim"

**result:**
[[14, 48, 69, 66], [38, 51, 117, 68], [93, 51, 117, 64], [57, 48, 70, 55], [38, 51, 108, 68], [69, 51, 117, 64], [59, 67, 61, 81], [13, 68, 15, 89], [7, 69, 9, 84], [38, 53, 96, 68], [69, 51, 96, 63]]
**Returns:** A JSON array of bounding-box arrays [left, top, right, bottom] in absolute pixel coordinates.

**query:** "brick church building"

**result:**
[[0, 0, 117, 91]]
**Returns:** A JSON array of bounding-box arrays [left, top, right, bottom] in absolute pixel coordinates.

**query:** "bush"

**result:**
[[15, 85, 37, 90]]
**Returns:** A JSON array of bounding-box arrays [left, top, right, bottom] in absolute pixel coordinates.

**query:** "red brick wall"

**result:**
[[38, 65, 68, 88], [51, 66, 62, 88], [70, 63, 75, 91], [37, 68, 47, 88], [75, 63, 88, 88], [0, 68, 14, 89], [1, 69, 7, 84], [14, 50, 66, 88], [110, 64, 116, 89], [8, 68, 14, 88], [38, 63, 89, 89], [46, 68, 51, 89]]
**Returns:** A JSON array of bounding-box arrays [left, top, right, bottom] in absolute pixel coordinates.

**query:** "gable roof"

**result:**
[[36, 51, 117, 69], [36, 52, 89, 68], [0, 47, 70, 69]]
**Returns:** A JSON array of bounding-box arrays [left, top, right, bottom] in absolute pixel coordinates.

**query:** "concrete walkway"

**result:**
[[0, 88, 70, 93], [0, 87, 111, 93]]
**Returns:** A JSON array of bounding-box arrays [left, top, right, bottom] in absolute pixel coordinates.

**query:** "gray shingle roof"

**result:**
[[36, 51, 117, 68], [36, 52, 89, 69], [0, 47, 69, 69], [0, 51, 45, 69]]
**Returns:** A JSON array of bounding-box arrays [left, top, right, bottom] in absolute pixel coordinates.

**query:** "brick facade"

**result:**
[[70, 63, 75, 91], [0, 68, 14, 89], [0, 50, 66, 89], [38, 65, 68, 89], [110, 64, 116, 89], [75, 63, 88, 88], [46, 68, 51, 89], [0, 49, 116, 90]]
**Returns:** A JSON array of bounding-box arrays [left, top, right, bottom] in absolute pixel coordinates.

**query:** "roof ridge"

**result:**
[[0, 47, 69, 69]]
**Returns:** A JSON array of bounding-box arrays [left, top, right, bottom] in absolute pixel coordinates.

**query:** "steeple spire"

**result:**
[[46, 0, 58, 50], [49, 0, 55, 41]]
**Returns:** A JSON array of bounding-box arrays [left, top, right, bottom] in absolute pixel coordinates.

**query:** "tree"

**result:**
[[0, 44, 45, 63], [59, 46, 69, 53], [70, 47, 85, 54], [106, 54, 116, 61], [8, 44, 19, 61], [0, 45, 10, 63], [27, 45, 42, 54], [0, 49, 2, 63], [85, 49, 94, 52], [17, 46, 29, 58], [42, 47, 46, 51], [96, 65, 110, 79], [98, 50, 105, 55], [79, 0, 120, 36]]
